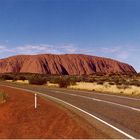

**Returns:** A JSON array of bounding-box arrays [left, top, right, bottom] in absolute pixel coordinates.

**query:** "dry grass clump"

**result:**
[[47, 82, 59, 87], [0, 90, 8, 103], [15, 80, 29, 84], [69, 82, 140, 96]]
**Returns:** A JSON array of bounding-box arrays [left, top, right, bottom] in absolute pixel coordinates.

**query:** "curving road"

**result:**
[[1, 83, 140, 139]]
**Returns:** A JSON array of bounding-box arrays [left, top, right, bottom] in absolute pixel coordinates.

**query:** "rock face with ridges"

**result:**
[[0, 54, 136, 75]]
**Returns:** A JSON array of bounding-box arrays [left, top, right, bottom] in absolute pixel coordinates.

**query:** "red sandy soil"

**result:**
[[0, 85, 108, 139]]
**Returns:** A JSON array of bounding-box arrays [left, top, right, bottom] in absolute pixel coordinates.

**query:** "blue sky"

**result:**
[[0, 0, 140, 72]]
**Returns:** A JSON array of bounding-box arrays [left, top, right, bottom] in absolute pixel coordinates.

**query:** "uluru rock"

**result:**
[[0, 54, 136, 75]]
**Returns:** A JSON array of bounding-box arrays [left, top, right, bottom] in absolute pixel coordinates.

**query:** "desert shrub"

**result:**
[[97, 81, 104, 85], [79, 76, 88, 82], [131, 91, 136, 95], [86, 77, 95, 82], [74, 77, 82, 82], [77, 75, 97, 82], [129, 80, 140, 87], [17, 76, 26, 81], [116, 85, 129, 89], [12, 76, 19, 82], [95, 73, 105, 76], [109, 82, 115, 85], [0, 91, 8, 103], [49, 76, 76, 87], [58, 78, 70, 88], [28, 75, 47, 85], [113, 78, 124, 85], [0, 74, 14, 80], [133, 73, 140, 77], [49, 77, 61, 84], [69, 77, 77, 85]]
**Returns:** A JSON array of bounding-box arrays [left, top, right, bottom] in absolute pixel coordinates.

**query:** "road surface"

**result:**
[[1, 83, 140, 139]]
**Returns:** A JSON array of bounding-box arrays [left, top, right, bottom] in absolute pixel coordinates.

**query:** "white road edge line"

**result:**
[[0, 85, 136, 139], [38, 93, 136, 139], [53, 90, 140, 112]]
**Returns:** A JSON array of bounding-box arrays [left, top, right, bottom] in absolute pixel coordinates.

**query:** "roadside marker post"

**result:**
[[35, 93, 37, 109]]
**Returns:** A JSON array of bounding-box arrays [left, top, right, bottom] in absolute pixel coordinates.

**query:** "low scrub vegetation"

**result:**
[[49, 76, 76, 88], [0, 73, 140, 95], [0, 74, 14, 80], [0, 91, 8, 103], [28, 75, 47, 85], [58, 78, 70, 88]]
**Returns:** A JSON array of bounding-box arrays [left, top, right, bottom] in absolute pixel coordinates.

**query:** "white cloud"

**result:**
[[0, 45, 6, 49], [0, 44, 136, 59], [96, 46, 132, 61], [116, 51, 129, 60], [11, 44, 78, 55], [16, 45, 48, 54], [0, 44, 135, 58], [0, 45, 14, 53], [101, 47, 120, 53], [0, 43, 102, 56]]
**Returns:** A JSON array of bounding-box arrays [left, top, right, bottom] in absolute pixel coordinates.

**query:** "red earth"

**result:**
[[0, 85, 108, 139]]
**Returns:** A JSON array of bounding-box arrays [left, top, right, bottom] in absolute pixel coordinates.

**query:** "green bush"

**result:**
[[69, 77, 77, 85], [108, 82, 115, 85], [0, 74, 14, 80], [97, 81, 104, 85], [49, 76, 76, 88], [49, 77, 61, 84], [130, 80, 140, 87], [17, 76, 26, 81], [58, 78, 70, 88], [28, 76, 47, 85]]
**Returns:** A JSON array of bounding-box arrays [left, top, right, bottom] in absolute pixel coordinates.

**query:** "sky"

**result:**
[[0, 0, 140, 72]]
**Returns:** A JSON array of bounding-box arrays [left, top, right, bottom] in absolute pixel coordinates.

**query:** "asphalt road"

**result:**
[[1, 83, 140, 139]]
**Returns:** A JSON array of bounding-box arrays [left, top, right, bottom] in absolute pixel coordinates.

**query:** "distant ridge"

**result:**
[[0, 54, 136, 75]]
